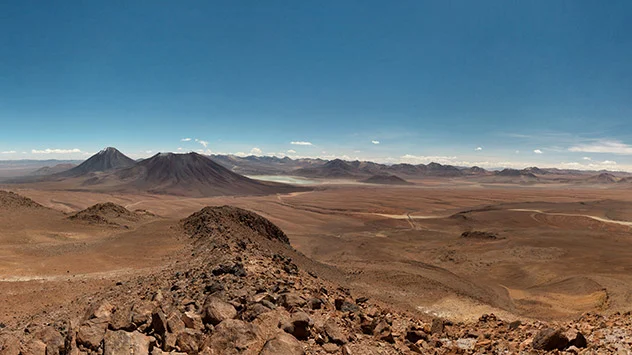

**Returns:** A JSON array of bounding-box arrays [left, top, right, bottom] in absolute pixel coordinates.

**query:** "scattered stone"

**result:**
[[532, 328, 569, 351], [103, 330, 150, 355], [203, 296, 237, 325], [260, 333, 305, 355], [324, 318, 347, 345]]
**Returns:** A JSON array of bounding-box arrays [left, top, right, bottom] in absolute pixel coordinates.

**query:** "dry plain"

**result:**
[[3, 178, 632, 332]]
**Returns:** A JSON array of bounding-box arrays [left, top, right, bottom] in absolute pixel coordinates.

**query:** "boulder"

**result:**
[[103, 330, 150, 355], [76, 318, 109, 350], [324, 319, 347, 345], [260, 333, 304, 355], [205, 319, 261, 354], [34, 326, 65, 355], [532, 328, 569, 351], [182, 311, 204, 331], [176, 329, 203, 353], [569, 331, 587, 348], [203, 296, 237, 325], [278, 293, 306, 310], [21, 340, 47, 355], [282, 312, 312, 340]]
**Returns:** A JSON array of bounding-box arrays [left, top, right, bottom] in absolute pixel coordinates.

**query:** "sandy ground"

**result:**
[[2, 181, 632, 325]]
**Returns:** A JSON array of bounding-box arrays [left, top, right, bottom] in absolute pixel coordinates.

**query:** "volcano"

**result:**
[[114, 152, 304, 197], [59, 147, 136, 177]]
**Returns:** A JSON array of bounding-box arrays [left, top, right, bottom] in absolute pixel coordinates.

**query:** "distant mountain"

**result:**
[[461, 166, 489, 175], [523, 167, 548, 175], [210, 154, 324, 175], [112, 152, 304, 197], [59, 147, 136, 177], [294, 159, 466, 179], [586, 172, 618, 184], [496, 169, 537, 178], [29, 163, 76, 176], [361, 174, 413, 185], [294, 159, 369, 178]]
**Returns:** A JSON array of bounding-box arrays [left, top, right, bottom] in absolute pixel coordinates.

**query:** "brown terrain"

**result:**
[[2, 150, 632, 353]]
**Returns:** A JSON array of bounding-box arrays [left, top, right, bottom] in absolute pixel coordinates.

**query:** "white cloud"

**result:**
[[250, 147, 262, 155], [1, 151, 16, 154], [371, 140, 380, 145], [181, 138, 192, 142], [177, 147, 183, 151], [145, 150, 153, 154], [515, 150, 520, 154], [287, 149, 296, 154], [400, 154, 459, 165], [582, 157, 592, 161], [475, 147, 483, 151], [533, 149, 543, 154], [602, 160, 617, 165], [31, 148, 81, 154], [291, 141, 313, 146], [234, 152, 247, 157], [197, 140, 209, 148], [569, 140, 632, 155]]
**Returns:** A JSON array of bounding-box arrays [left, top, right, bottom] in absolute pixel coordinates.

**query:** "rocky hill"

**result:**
[[0, 190, 45, 210], [68, 202, 148, 227]]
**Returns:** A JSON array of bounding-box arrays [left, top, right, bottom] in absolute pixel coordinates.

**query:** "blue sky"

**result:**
[[1, 1, 632, 170]]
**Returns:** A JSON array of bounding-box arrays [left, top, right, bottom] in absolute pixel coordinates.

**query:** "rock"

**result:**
[[456, 338, 476, 350], [282, 312, 312, 340], [34, 326, 65, 355], [508, 320, 522, 330], [103, 330, 150, 355], [76, 318, 109, 350], [109, 304, 135, 331], [260, 333, 305, 355], [322, 343, 339, 353], [205, 319, 260, 354], [405, 326, 428, 343], [245, 303, 271, 321], [203, 296, 237, 325], [278, 293, 306, 310], [430, 318, 444, 335], [324, 318, 347, 345], [569, 331, 587, 348], [167, 312, 186, 334], [307, 298, 323, 310], [152, 310, 169, 338], [373, 320, 394, 343], [21, 339, 47, 355], [0, 334, 21, 355], [335, 298, 359, 313], [176, 329, 203, 353], [532, 328, 569, 351], [131, 301, 155, 330], [182, 311, 204, 331], [84, 300, 114, 321]]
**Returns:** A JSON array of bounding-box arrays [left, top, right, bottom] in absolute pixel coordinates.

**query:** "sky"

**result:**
[[1, 1, 632, 170]]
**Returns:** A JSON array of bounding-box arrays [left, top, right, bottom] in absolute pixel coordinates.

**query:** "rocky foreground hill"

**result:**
[[1, 204, 631, 354]]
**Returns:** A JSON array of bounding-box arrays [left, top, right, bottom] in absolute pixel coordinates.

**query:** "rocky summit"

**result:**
[[0, 205, 631, 354]]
